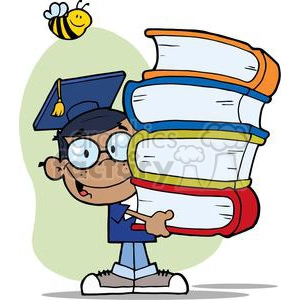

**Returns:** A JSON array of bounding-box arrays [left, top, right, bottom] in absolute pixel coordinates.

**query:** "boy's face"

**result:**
[[44, 119, 136, 205]]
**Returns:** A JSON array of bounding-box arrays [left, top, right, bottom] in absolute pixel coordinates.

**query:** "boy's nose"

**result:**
[[97, 152, 113, 166]]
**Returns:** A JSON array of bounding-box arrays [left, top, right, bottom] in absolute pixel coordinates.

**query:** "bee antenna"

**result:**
[[76, 0, 83, 8], [82, 3, 90, 9]]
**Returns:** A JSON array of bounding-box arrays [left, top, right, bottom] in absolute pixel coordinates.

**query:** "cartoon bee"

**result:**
[[44, 1, 92, 40]]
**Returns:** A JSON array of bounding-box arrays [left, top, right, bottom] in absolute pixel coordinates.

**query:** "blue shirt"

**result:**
[[108, 203, 157, 243]]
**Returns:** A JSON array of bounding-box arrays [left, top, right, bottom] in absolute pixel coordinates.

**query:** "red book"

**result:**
[[131, 178, 260, 238]]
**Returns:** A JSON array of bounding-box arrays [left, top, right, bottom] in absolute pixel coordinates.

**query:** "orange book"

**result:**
[[143, 29, 280, 96]]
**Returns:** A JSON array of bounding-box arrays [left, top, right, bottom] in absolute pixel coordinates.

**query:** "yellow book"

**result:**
[[128, 129, 266, 189]]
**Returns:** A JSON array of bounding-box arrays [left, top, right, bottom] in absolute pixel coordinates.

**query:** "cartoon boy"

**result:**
[[34, 71, 188, 295]]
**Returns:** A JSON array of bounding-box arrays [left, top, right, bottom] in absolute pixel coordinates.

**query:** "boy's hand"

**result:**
[[145, 210, 174, 237]]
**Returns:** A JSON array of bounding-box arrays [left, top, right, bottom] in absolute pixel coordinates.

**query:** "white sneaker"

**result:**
[[80, 270, 134, 295], [134, 270, 189, 294]]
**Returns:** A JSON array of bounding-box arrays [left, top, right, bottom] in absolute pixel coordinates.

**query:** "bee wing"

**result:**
[[58, 2, 69, 16], [43, 2, 61, 19], [44, 11, 54, 20]]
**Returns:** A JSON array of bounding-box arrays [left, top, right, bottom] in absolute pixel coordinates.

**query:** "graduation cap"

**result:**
[[33, 71, 126, 131]]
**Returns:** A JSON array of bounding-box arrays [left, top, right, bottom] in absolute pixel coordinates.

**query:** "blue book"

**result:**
[[123, 76, 269, 139]]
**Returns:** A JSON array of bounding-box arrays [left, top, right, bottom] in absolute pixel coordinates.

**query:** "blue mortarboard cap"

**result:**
[[33, 71, 126, 131]]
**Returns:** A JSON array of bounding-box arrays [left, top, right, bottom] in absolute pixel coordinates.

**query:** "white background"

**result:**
[[1, 0, 299, 299]]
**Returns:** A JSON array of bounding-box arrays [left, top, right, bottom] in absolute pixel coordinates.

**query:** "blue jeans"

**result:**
[[112, 243, 157, 280]]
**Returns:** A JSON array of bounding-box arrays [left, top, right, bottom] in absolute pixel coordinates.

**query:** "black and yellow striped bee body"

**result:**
[[44, 1, 92, 41], [48, 17, 80, 40]]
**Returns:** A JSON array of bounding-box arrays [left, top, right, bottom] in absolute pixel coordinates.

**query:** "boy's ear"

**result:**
[[44, 157, 67, 181]]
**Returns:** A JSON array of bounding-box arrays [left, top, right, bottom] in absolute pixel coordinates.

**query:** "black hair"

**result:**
[[56, 108, 126, 160]]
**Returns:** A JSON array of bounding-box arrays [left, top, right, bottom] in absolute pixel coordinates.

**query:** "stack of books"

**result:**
[[124, 29, 280, 237]]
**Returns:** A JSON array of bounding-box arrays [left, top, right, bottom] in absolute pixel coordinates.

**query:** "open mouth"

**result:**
[[75, 180, 90, 197], [74, 177, 131, 198], [70, 20, 85, 27]]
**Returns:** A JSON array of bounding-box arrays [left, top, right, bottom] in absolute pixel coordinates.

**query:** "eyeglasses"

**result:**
[[67, 132, 131, 169]]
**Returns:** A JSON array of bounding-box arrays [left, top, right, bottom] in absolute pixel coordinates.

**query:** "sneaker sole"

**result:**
[[81, 273, 134, 295], [82, 288, 134, 295], [134, 274, 189, 294], [133, 287, 188, 294]]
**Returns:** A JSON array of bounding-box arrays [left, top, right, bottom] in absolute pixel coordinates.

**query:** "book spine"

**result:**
[[125, 76, 270, 103], [128, 130, 265, 189], [130, 128, 267, 145], [123, 77, 271, 133], [234, 186, 260, 235], [144, 29, 280, 96], [143, 67, 279, 96], [126, 120, 269, 139], [131, 178, 260, 237]]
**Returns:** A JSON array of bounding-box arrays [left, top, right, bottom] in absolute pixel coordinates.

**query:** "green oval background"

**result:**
[[20, 28, 222, 280]]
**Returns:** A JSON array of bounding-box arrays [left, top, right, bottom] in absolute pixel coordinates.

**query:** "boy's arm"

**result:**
[[126, 209, 174, 237]]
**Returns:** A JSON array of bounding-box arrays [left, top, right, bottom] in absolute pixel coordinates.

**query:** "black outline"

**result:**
[[76, 0, 83, 9]]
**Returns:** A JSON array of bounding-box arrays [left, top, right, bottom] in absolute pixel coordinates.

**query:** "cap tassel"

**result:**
[[51, 78, 65, 117]]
